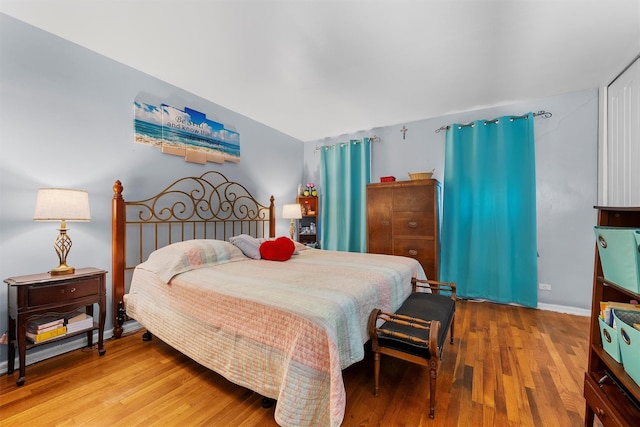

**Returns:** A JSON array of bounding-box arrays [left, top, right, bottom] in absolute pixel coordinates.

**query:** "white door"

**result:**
[[605, 56, 640, 206]]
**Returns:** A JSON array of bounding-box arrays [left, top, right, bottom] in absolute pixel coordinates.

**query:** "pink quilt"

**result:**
[[125, 240, 426, 427]]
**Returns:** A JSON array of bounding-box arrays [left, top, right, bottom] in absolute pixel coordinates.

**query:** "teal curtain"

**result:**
[[319, 138, 371, 252], [440, 114, 538, 307]]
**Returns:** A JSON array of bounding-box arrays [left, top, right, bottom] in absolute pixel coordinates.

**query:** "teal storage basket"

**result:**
[[614, 309, 640, 387], [594, 227, 640, 294], [599, 317, 622, 363]]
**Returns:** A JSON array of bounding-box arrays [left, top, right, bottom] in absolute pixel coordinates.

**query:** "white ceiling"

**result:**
[[2, 0, 639, 141]]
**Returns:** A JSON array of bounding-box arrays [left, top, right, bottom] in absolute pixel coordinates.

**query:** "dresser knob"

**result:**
[[596, 407, 604, 417], [408, 249, 418, 256], [408, 221, 418, 228], [70, 287, 76, 293], [381, 220, 390, 226]]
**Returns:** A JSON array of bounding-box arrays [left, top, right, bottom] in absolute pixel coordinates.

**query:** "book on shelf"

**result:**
[[600, 301, 640, 330], [605, 301, 640, 311], [27, 315, 64, 333], [66, 311, 90, 324], [27, 321, 64, 334], [26, 325, 67, 343], [65, 312, 94, 334]]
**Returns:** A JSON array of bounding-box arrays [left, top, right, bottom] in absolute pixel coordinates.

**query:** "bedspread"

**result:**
[[125, 246, 426, 427]]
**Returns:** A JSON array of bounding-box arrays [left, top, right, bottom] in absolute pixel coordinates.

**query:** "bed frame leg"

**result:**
[[261, 397, 275, 408], [142, 330, 153, 341], [113, 301, 126, 339]]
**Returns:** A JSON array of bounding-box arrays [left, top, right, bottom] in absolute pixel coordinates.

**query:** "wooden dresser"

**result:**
[[366, 179, 441, 280]]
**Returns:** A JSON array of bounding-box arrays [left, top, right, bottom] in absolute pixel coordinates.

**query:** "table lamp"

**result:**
[[33, 188, 91, 276], [282, 204, 302, 240]]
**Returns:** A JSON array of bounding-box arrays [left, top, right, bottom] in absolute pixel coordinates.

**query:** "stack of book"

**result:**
[[600, 300, 640, 330], [26, 311, 94, 343], [26, 315, 67, 343], [65, 311, 93, 334]]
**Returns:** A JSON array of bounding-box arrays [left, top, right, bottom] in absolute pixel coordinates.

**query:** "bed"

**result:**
[[111, 172, 427, 427]]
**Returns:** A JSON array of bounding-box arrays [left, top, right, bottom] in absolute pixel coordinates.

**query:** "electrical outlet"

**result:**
[[538, 283, 552, 291]]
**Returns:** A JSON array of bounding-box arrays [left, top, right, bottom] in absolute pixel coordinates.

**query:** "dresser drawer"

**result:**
[[393, 187, 434, 212], [28, 277, 100, 307], [393, 238, 436, 273], [393, 212, 434, 237], [584, 373, 627, 427]]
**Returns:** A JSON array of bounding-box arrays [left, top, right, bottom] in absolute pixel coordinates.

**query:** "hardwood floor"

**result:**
[[0, 300, 590, 426]]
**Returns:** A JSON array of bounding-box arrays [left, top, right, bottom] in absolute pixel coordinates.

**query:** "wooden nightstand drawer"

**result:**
[[584, 373, 626, 427], [28, 277, 100, 306]]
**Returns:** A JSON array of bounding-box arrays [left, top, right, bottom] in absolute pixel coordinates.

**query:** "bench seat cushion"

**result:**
[[377, 292, 455, 359]]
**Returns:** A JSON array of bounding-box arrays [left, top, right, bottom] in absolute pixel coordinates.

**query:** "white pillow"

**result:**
[[229, 234, 262, 259], [139, 239, 246, 282]]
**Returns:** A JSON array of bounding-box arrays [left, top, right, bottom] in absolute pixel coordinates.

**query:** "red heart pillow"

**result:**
[[259, 236, 295, 261]]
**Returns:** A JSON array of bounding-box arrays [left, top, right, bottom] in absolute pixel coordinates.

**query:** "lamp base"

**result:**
[[51, 223, 75, 276], [289, 219, 296, 240], [50, 263, 75, 276]]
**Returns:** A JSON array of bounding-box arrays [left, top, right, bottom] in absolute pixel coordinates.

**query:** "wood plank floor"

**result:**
[[0, 300, 590, 426]]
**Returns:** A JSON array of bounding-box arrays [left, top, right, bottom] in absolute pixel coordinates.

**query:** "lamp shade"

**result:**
[[282, 203, 302, 220], [33, 188, 91, 221]]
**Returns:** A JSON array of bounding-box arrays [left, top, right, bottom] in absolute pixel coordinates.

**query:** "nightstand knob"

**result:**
[[70, 287, 76, 293], [409, 249, 418, 256]]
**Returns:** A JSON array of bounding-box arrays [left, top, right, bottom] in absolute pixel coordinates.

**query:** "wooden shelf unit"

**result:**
[[297, 196, 319, 247], [584, 207, 640, 427]]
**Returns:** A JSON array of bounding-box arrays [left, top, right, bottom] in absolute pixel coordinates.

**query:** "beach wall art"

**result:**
[[134, 100, 240, 164]]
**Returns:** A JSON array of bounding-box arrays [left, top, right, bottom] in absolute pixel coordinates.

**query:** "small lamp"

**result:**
[[282, 204, 302, 240], [33, 188, 91, 276]]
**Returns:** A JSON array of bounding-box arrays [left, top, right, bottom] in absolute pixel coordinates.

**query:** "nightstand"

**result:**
[[4, 267, 107, 386]]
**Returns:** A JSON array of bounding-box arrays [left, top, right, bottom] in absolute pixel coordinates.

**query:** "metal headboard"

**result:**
[[111, 171, 275, 337]]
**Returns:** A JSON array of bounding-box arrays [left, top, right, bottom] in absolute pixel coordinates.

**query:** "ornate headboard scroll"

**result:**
[[111, 171, 275, 338]]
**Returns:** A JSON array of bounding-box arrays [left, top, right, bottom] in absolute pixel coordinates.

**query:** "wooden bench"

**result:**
[[368, 278, 456, 419]]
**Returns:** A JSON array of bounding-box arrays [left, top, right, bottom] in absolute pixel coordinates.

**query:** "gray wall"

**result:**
[[305, 90, 599, 313], [1, 12, 599, 375], [0, 14, 303, 371]]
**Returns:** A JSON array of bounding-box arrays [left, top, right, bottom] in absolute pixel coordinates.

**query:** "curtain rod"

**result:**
[[434, 110, 552, 133], [314, 135, 380, 154]]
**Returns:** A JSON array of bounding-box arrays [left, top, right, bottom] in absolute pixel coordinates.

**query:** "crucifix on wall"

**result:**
[[401, 125, 408, 139]]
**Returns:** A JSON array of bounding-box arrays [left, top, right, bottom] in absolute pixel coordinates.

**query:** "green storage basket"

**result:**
[[594, 227, 640, 294], [614, 309, 640, 387], [599, 317, 622, 363]]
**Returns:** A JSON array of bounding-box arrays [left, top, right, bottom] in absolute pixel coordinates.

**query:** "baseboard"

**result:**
[[464, 298, 591, 317], [537, 303, 590, 317], [0, 321, 143, 376]]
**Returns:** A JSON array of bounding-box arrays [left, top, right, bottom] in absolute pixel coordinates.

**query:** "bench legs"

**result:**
[[373, 352, 381, 397], [372, 352, 439, 419], [450, 315, 455, 344], [429, 359, 438, 418], [369, 280, 457, 420]]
